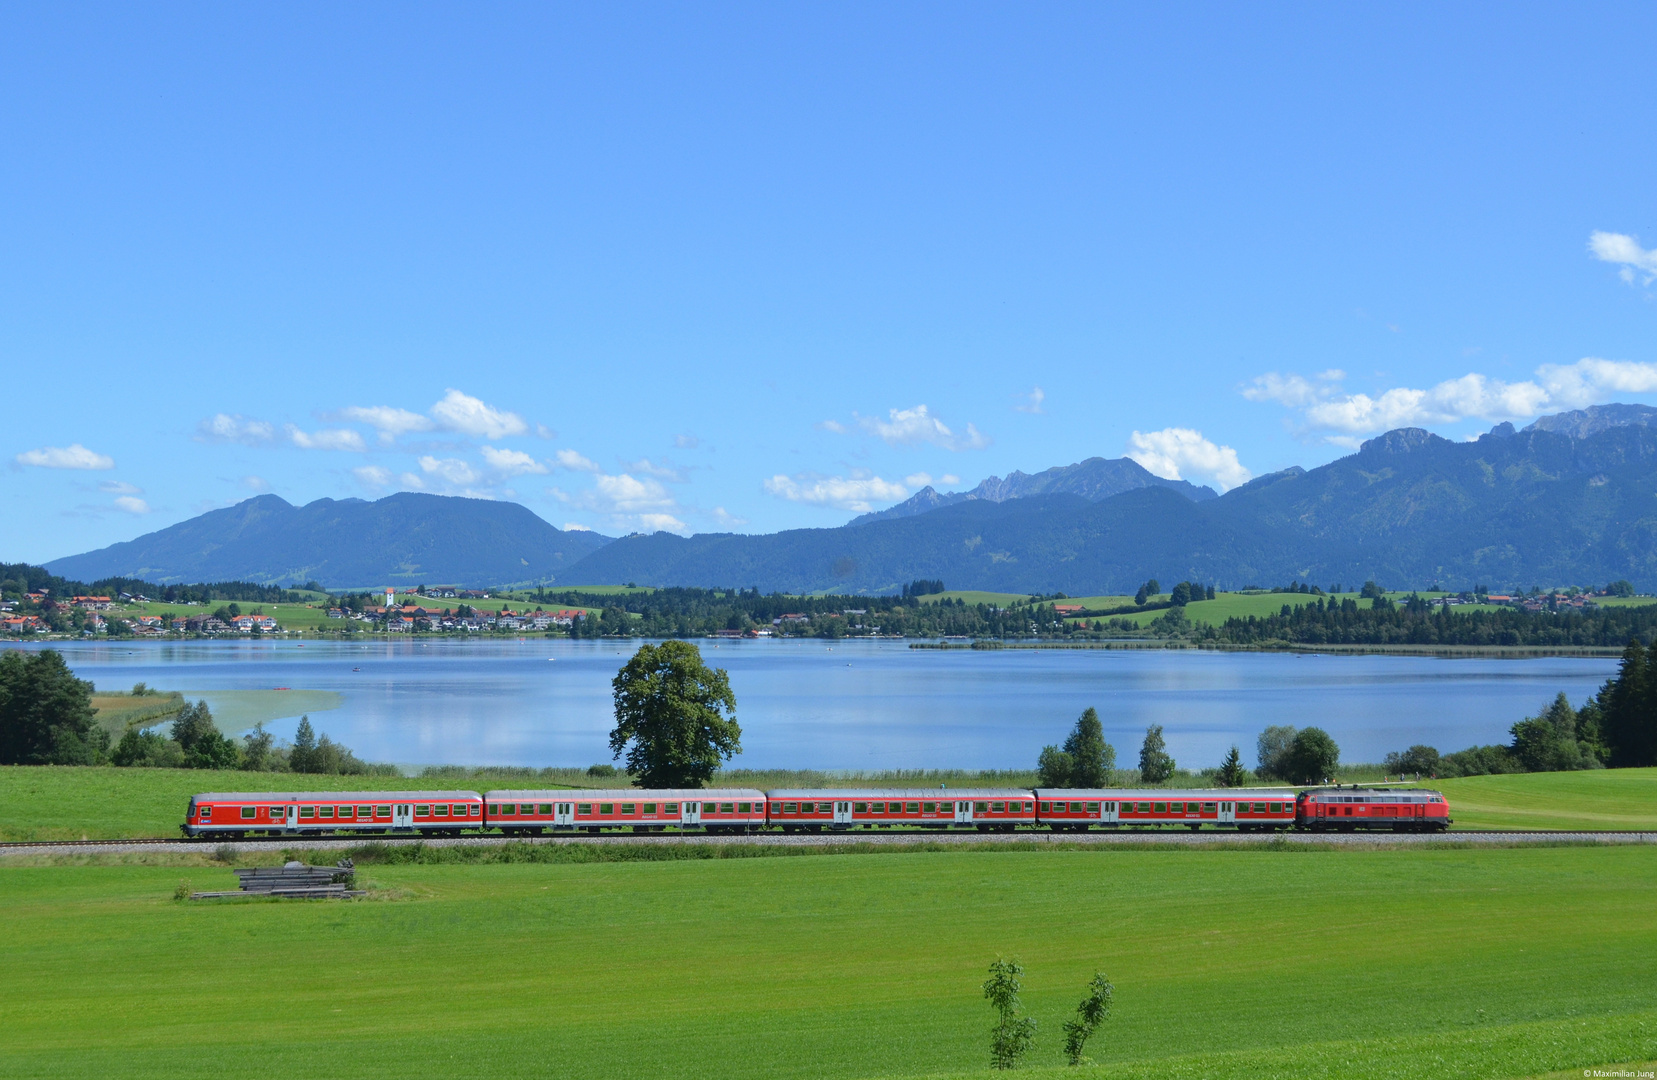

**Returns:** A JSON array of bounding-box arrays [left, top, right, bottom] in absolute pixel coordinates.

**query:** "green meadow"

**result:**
[[3, 766, 1652, 841], [1436, 767, 1657, 831], [1, 844, 1653, 1079]]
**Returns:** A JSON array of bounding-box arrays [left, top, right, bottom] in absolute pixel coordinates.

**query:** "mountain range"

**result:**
[[43, 492, 611, 588], [42, 403, 1657, 593]]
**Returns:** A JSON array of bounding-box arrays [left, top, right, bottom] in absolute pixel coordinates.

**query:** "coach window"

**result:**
[[434, 805, 448, 817], [620, 804, 636, 815], [1269, 803, 1282, 813], [359, 806, 374, 818], [662, 803, 678, 814], [1169, 802, 1183, 813], [780, 803, 796, 814], [320, 806, 335, 819], [339, 806, 354, 818], [454, 804, 468, 816], [599, 803, 614, 815], [415, 805, 429, 816], [1086, 802, 1100, 813], [487, 803, 499, 814], [900, 802, 916, 814], [644, 803, 659, 815], [1038, 801, 1051, 813], [376, 806, 390, 817], [1202, 802, 1216, 813], [974, 802, 988, 813], [501, 804, 516, 815], [1254, 803, 1267, 813], [721, 803, 734, 813], [539, 804, 553, 815], [1138, 802, 1151, 813], [923, 802, 937, 813], [577, 804, 593, 815], [819, 803, 833, 814], [240, 806, 255, 820], [990, 802, 1005, 813], [1052, 801, 1066, 813], [300, 806, 315, 819]]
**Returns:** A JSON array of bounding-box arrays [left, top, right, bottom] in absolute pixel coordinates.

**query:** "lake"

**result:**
[[4, 638, 1619, 772]]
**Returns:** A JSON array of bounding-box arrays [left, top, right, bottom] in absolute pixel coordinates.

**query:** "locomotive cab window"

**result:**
[[200, 806, 211, 819]]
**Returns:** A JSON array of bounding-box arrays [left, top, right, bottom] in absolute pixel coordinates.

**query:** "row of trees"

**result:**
[[1200, 597, 1657, 648], [113, 712, 380, 774], [1390, 640, 1657, 777], [1034, 710, 1342, 788], [0, 561, 318, 607]]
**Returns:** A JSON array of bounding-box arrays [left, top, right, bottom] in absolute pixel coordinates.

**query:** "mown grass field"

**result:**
[[1, 845, 1653, 1079], [1437, 767, 1657, 831], [3, 766, 1653, 841]]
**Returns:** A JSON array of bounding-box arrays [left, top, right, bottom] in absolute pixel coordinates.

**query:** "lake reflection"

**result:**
[[7, 638, 1618, 771]]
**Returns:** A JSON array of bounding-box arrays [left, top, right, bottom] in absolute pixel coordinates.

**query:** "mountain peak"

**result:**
[[1360, 427, 1449, 455], [1523, 403, 1657, 440]]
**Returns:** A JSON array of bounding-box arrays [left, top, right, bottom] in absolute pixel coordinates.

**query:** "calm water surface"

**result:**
[[7, 639, 1618, 771]]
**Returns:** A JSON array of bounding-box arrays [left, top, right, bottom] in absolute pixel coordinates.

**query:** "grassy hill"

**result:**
[[2, 845, 1652, 1079], [1436, 768, 1657, 830]]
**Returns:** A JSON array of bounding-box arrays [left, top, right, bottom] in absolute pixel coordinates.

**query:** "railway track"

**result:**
[[5, 828, 1655, 854]]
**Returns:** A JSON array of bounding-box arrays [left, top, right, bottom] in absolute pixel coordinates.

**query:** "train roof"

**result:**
[[767, 788, 1035, 800], [485, 788, 766, 801], [1301, 787, 1443, 798], [192, 791, 481, 801], [1035, 788, 1296, 800]]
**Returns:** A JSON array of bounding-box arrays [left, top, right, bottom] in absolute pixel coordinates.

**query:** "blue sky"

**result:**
[[5, 4, 1657, 564]]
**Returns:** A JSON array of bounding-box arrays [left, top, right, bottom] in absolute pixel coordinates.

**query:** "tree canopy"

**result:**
[[0, 649, 103, 765], [1282, 727, 1340, 784], [1137, 724, 1174, 784], [609, 641, 741, 788], [1036, 707, 1115, 788]]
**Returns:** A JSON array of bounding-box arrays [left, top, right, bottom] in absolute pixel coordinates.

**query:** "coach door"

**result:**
[[1100, 800, 1119, 825], [833, 801, 853, 825], [1217, 801, 1236, 824], [954, 800, 972, 824], [554, 802, 574, 826], [681, 801, 702, 826], [284, 804, 298, 829], [393, 804, 413, 828]]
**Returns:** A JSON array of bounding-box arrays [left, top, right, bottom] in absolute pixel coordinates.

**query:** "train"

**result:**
[[182, 784, 1451, 837]]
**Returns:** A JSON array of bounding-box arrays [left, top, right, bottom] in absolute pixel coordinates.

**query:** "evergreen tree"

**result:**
[[290, 715, 318, 773], [1215, 745, 1246, 787], [1137, 724, 1174, 784], [0, 649, 104, 765], [1062, 707, 1115, 787], [172, 701, 239, 770], [1603, 639, 1653, 767]]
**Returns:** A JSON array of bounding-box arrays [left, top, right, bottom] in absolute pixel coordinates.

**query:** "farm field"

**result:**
[[1, 845, 1653, 1079], [1435, 767, 1657, 831], [920, 590, 1033, 607], [1089, 590, 1377, 628]]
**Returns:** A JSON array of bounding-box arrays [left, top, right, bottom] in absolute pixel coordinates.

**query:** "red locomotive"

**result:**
[[1296, 786, 1451, 831]]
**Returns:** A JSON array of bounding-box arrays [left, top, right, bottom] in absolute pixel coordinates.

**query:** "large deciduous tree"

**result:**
[[0, 649, 104, 765], [1255, 724, 1298, 781], [1283, 727, 1340, 784], [609, 641, 740, 788]]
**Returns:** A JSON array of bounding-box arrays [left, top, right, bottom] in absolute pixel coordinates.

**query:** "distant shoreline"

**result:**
[[911, 640, 1625, 658]]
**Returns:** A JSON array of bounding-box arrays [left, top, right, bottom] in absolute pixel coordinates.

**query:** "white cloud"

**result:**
[[1589, 230, 1657, 285], [429, 389, 527, 439], [16, 443, 115, 470], [592, 473, 676, 512], [287, 426, 366, 452], [711, 506, 748, 527], [1244, 357, 1657, 440], [674, 434, 701, 449], [242, 476, 270, 491], [626, 458, 687, 481], [353, 465, 394, 489], [99, 480, 142, 494], [197, 413, 276, 445], [763, 472, 911, 512], [113, 495, 150, 514], [1126, 429, 1253, 492], [939, 473, 961, 486], [399, 472, 426, 490], [337, 405, 434, 443], [419, 456, 482, 486], [904, 472, 933, 487], [859, 405, 990, 451], [637, 513, 688, 533], [554, 449, 602, 472], [563, 522, 592, 532], [816, 419, 847, 434], [1015, 387, 1046, 414], [480, 446, 549, 476], [536, 424, 557, 440]]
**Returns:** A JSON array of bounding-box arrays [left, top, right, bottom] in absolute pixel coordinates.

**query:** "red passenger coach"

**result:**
[[1297, 787, 1451, 831], [766, 789, 1037, 832], [485, 789, 767, 834], [183, 791, 484, 838], [1036, 789, 1298, 831]]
